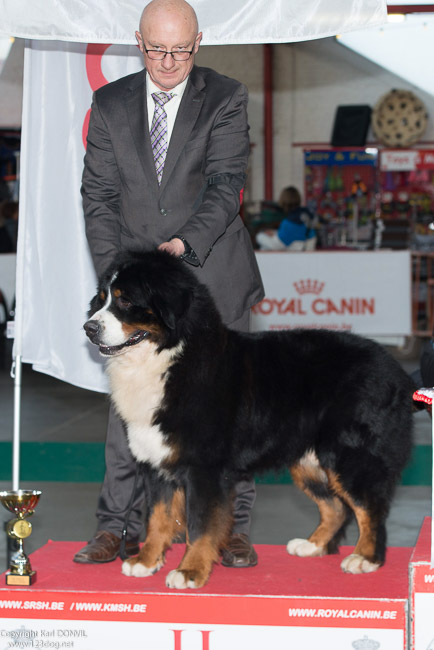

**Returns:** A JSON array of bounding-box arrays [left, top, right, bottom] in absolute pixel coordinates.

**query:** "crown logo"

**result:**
[[352, 635, 380, 650], [293, 279, 325, 295]]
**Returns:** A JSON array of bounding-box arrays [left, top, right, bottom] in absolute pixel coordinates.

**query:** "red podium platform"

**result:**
[[0, 541, 411, 650], [409, 517, 434, 650]]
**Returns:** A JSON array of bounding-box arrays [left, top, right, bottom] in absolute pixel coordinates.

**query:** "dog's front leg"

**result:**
[[166, 469, 232, 589], [122, 472, 185, 578]]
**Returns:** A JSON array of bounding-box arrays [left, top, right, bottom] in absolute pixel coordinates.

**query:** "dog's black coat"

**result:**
[[85, 250, 414, 587]]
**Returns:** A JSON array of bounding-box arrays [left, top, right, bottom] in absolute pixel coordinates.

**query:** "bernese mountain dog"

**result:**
[[84, 250, 414, 589]]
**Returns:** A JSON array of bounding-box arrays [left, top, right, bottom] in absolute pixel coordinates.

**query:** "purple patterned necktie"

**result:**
[[150, 91, 173, 184]]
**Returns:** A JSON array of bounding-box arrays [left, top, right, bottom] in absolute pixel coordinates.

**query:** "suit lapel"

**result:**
[[125, 70, 159, 191], [125, 67, 206, 195], [159, 68, 205, 193]]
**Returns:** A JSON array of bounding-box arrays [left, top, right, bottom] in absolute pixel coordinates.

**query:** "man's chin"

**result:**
[[152, 68, 190, 91], [155, 76, 180, 90]]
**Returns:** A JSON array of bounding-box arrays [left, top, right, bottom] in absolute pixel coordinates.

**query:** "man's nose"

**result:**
[[161, 52, 175, 68]]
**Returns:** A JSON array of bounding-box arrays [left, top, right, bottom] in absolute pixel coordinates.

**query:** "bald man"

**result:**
[[76, 0, 264, 569]]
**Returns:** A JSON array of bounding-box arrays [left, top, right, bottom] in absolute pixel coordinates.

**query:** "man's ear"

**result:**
[[135, 31, 144, 52], [194, 32, 203, 53]]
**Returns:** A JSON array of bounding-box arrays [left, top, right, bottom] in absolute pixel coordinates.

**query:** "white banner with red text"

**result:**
[[251, 250, 411, 336], [380, 149, 434, 172], [0, 591, 406, 650]]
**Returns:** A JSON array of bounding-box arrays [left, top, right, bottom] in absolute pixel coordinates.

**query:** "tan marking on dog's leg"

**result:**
[[340, 506, 380, 574], [288, 459, 347, 557], [309, 497, 347, 547], [166, 505, 231, 589], [122, 489, 185, 578], [326, 471, 381, 574], [166, 535, 219, 589]]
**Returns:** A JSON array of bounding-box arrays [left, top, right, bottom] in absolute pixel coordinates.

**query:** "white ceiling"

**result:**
[[339, 6, 434, 96]]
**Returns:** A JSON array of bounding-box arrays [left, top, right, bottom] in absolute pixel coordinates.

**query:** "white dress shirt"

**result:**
[[146, 73, 188, 144]]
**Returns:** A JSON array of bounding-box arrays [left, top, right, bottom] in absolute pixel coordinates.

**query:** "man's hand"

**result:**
[[158, 238, 185, 257]]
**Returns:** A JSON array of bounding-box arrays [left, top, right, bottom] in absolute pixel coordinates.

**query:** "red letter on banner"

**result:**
[[171, 629, 211, 650], [82, 44, 111, 149]]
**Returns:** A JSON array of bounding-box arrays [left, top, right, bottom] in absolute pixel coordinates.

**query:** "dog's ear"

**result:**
[[88, 265, 117, 317], [88, 293, 99, 318], [151, 295, 177, 330], [152, 288, 191, 331], [88, 287, 106, 317]]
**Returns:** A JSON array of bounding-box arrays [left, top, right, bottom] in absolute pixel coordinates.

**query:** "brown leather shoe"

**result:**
[[73, 530, 140, 564], [221, 533, 258, 568]]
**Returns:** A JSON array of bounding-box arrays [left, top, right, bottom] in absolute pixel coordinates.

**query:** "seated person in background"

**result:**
[[413, 338, 434, 389], [256, 186, 316, 251], [0, 201, 15, 253], [2, 201, 18, 252]]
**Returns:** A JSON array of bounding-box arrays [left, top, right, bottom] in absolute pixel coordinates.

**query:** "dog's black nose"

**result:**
[[83, 319, 100, 341]]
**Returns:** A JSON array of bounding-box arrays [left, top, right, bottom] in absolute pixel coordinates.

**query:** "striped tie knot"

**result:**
[[152, 91, 173, 107]]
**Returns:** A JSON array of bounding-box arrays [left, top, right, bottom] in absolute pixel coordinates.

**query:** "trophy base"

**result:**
[[5, 570, 36, 586]]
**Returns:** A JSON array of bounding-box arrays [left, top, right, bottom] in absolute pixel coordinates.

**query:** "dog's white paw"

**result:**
[[121, 559, 163, 577], [287, 538, 325, 557], [165, 569, 199, 589], [340, 553, 380, 574]]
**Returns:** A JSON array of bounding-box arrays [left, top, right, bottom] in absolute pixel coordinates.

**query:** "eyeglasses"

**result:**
[[144, 47, 194, 61]]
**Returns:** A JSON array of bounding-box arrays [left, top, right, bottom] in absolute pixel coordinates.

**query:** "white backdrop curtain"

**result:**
[[1, 0, 388, 393], [17, 41, 145, 392]]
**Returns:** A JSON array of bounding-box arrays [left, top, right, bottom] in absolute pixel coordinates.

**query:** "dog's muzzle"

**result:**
[[83, 319, 149, 356]]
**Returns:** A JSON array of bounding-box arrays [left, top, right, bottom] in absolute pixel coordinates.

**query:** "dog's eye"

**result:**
[[115, 296, 132, 309]]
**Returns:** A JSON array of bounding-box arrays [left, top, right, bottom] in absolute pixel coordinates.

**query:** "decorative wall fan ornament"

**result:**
[[372, 89, 428, 147]]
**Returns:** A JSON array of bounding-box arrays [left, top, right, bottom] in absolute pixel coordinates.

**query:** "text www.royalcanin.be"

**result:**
[[288, 608, 398, 619]]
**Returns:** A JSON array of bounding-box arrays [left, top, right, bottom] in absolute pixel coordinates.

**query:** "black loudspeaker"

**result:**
[[331, 105, 372, 147]]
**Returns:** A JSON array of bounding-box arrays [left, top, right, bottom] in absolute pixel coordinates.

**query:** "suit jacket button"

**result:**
[[160, 208, 167, 216]]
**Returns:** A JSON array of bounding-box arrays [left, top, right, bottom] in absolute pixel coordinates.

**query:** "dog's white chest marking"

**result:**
[[106, 342, 182, 468]]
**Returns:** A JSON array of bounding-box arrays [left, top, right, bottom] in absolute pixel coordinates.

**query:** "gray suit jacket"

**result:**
[[82, 65, 264, 324]]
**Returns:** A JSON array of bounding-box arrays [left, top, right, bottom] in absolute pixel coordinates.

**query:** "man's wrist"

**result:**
[[170, 235, 200, 266]]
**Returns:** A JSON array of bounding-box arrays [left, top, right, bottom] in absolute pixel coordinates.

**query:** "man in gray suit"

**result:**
[[75, 0, 264, 568]]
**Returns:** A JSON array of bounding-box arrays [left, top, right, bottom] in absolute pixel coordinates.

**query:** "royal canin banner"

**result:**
[[251, 251, 411, 336], [380, 149, 434, 172], [0, 591, 407, 649]]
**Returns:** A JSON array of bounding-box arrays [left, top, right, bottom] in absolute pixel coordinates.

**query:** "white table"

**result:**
[[0, 253, 16, 313]]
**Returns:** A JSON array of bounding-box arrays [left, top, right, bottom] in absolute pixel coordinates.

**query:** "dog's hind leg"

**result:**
[[166, 470, 233, 589], [122, 478, 185, 579], [326, 470, 385, 574], [287, 453, 351, 558]]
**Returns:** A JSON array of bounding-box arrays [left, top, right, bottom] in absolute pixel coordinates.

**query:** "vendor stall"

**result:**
[[304, 148, 378, 249], [379, 148, 434, 247]]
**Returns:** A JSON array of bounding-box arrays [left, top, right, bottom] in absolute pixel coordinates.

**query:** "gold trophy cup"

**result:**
[[0, 490, 41, 586]]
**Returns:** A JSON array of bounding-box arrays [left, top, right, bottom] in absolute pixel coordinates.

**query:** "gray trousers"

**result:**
[[96, 309, 256, 540]]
